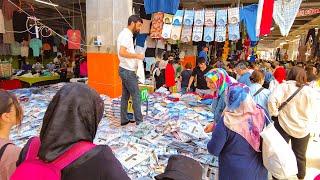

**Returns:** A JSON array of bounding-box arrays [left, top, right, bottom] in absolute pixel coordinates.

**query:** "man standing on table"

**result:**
[[187, 57, 212, 96], [117, 15, 144, 126]]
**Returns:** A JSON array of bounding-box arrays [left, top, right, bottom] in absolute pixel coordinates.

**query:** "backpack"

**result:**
[[11, 137, 96, 180]]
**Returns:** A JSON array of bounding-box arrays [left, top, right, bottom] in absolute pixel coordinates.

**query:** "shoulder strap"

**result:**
[[51, 141, 96, 170], [279, 86, 304, 111], [25, 137, 41, 160], [253, 87, 264, 97], [0, 143, 13, 160]]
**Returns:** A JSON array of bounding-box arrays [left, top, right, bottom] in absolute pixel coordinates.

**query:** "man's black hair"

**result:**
[[197, 57, 206, 65], [128, 15, 143, 26]]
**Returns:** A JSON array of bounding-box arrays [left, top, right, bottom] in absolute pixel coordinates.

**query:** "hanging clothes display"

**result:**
[[216, 9, 228, 26], [2, 0, 16, 20], [181, 26, 193, 43], [205, 9, 215, 27], [29, 38, 42, 57], [67, 29, 81, 49], [215, 26, 227, 42], [240, 4, 259, 42], [204, 27, 214, 43], [183, 10, 195, 26], [146, 36, 157, 48], [144, 0, 180, 15], [13, 11, 28, 43], [3, 18, 14, 44], [273, 0, 302, 36], [171, 26, 182, 41], [136, 34, 148, 48], [140, 19, 151, 34], [21, 40, 29, 57], [228, 7, 240, 24], [228, 23, 240, 41], [194, 9, 205, 26], [150, 12, 164, 39], [162, 24, 173, 39], [172, 10, 184, 26], [163, 14, 174, 24], [10, 41, 21, 56], [192, 26, 203, 42], [0, 10, 5, 34], [256, 0, 275, 37]]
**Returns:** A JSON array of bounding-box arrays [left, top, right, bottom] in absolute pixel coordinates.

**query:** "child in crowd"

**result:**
[[180, 62, 193, 94], [165, 55, 176, 92], [0, 90, 23, 180]]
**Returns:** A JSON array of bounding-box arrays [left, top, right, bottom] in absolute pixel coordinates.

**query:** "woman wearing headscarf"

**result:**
[[0, 90, 23, 180], [17, 83, 130, 180], [269, 64, 286, 92], [203, 68, 237, 133], [207, 84, 268, 180]]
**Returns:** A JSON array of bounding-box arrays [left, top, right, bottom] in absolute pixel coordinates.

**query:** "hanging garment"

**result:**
[[146, 36, 157, 48], [145, 57, 156, 72], [13, 11, 28, 43], [192, 26, 203, 42], [2, 0, 16, 20], [228, 7, 240, 24], [162, 24, 173, 39], [150, 12, 164, 39], [181, 26, 193, 43], [171, 25, 182, 40], [67, 29, 81, 49], [305, 28, 316, 45], [256, 0, 275, 37], [156, 39, 166, 50], [273, 0, 302, 36], [183, 10, 195, 26], [240, 5, 259, 42], [21, 46, 29, 57], [204, 27, 215, 42], [172, 10, 184, 26], [135, 45, 147, 84], [163, 14, 174, 24], [144, 0, 180, 15], [215, 26, 227, 42], [0, 10, 5, 33], [29, 38, 42, 57], [11, 41, 21, 56], [3, 18, 14, 44], [194, 9, 205, 26], [136, 34, 148, 47], [229, 23, 240, 41], [205, 9, 215, 27], [140, 19, 151, 34], [216, 9, 228, 26]]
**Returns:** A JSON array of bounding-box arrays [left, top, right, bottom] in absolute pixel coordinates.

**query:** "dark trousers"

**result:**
[[119, 67, 143, 124], [274, 120, 310, 179]]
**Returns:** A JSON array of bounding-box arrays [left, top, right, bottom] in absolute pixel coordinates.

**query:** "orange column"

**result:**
[[87, 53, 122, 98]]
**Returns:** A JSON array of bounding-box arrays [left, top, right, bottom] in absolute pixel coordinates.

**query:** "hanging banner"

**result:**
[[297, 8, 320, 17], [67, 29, 81, 49]]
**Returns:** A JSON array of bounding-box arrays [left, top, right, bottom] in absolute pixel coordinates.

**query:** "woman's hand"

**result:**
[[204, 123, 216, 133]]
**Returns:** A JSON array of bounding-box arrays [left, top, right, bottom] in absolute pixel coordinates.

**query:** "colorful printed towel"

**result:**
[[215, 26, 227, 42], [192, 26, 203, 42], [150, 12, 164, 39], [194, 9, 205, 26], [204, 27, 215, 42], [228, 23, 240, 41], [183, 10, 195, 26], [228, 7, 240, 24], [216, 9, 228, 26], [181, 26, 193, 43], [171, 25, 182, 40], [164, 14, 174, 24], [205, 9, 215, 26], [172, 10, 184, 26], [162, 24, 173, 39]]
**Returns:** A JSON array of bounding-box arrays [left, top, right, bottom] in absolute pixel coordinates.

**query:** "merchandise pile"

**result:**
[[9, 84, 218, 179]]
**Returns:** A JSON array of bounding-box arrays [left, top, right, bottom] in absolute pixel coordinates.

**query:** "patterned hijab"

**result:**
[[223, 83, 265, 152], [204, 68, 236, 98]]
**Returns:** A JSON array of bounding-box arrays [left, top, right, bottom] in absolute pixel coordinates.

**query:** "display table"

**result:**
[[15, 75, 60, 87]]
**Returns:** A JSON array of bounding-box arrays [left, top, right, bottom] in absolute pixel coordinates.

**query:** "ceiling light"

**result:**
[[270, 27, 275, 31], [35, 0, 59, 7]]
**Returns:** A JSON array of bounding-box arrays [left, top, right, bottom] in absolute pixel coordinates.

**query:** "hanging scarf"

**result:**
[[223, 83, 265, 152], [204, 68, 236, 98]]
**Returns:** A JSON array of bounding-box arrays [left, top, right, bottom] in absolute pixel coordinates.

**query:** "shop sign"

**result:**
[[297, 8, 320, 17]]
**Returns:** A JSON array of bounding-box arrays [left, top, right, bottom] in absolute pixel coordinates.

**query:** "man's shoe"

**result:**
[[129, 120, 136, 123]]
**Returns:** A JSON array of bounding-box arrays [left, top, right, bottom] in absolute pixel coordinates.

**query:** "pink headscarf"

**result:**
[[223, 83, 265, 152]]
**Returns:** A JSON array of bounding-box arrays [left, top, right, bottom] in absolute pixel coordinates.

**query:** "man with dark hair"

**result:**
[[187, 57, 212, 95], [198, 46, 210, 65], [118, 15, 144, 126]]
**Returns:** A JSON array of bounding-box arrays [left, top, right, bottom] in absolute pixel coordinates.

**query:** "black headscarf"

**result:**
[[39, 83, 104, 162]]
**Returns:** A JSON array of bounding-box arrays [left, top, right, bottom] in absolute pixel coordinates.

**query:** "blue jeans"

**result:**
[[119, 67, 143, 124]]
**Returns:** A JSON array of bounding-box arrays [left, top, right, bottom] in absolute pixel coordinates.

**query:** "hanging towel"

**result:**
[[205, 9, 215, 27], [194, 9, 205, 26], [183, 10, 195, 26], [228, 23, 240, 41], [181, 26, 193, 43], [150, 12, 164, 39], [204, 26, 215, 42], [215, 26, 227, 42], [216, 9, 228, 26], [228, 7, 240, 24], [240, 5, 259, 42], [171, 25, 182, 40], [273, 0, 302, 36], [162, 24, 173, 39], [172, 10, 184, 26], [256, 0, 274, 36], [144, 0, 180, 15], [141, 19, 151, 34], [192, 26, 203, 42], [164, 14, 174, 24]]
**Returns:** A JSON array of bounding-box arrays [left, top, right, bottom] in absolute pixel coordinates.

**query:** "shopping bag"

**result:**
[[260, 115, 298, 179]]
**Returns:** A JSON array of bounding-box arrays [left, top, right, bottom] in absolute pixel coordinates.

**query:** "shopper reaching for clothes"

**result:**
[[14, 83, 130, 180], [0, 90, 23, 180], [207, 84, 268, 180]]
